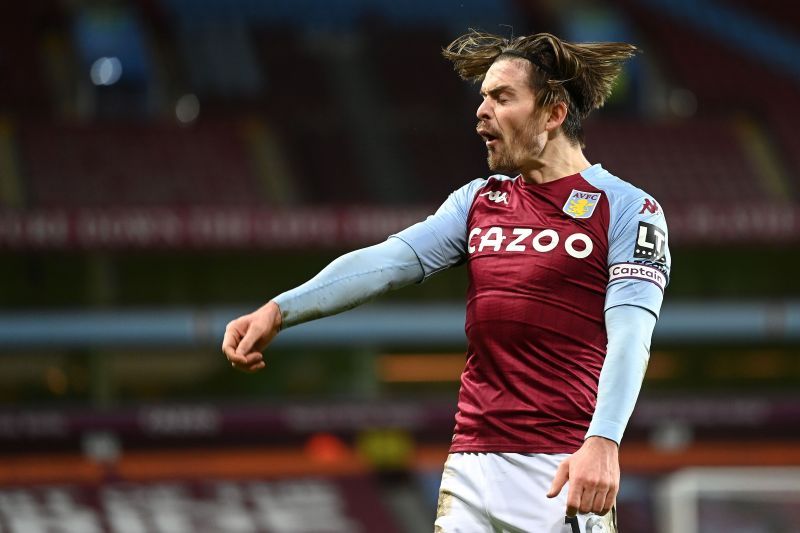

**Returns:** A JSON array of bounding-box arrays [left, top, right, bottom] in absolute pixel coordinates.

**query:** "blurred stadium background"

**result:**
[[1, 0, 799, 531]]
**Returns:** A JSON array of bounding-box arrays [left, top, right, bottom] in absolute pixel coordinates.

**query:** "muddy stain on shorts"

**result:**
[[585, 506, 618, 533]]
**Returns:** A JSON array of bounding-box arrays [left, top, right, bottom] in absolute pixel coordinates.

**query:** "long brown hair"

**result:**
[[443, 30, 637, 146]]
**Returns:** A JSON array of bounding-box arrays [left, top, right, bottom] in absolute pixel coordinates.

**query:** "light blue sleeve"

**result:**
[[390, 178, 488, 280], [273, 238, 423, 329], [274, 177, 491, 328], [580, 169, 670, 443], [603, 185, 671, 318], [585, 304, 656, 444]]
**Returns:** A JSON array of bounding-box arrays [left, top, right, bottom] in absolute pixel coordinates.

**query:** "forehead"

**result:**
[[480, 57, 533, 93]]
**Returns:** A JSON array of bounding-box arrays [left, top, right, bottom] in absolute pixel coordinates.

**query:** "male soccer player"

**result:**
[[222, 30, 670, 532]]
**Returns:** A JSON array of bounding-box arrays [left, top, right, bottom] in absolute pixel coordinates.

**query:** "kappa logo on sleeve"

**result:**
[[479, 189, 510, 205], [639, 198, 660, 215], [633, 222, 666, 263], [563, 189, 601, 219]]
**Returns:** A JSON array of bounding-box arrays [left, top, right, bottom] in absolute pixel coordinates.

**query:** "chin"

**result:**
[[487, 155, 517, 175]]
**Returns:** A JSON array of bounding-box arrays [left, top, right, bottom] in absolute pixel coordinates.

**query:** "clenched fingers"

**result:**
[[579, 483, 596, 514], [588, 487, 609, 515], [222, 318, 250, 365], [565, 483, 581, 517], [601, 489, 616, 516], [570, 478, 614, 516], [236, 321, 266, 358], [231, 352, 266, 373]]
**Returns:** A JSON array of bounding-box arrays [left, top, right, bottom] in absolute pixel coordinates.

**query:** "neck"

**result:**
[[518, 135, 591, 185]]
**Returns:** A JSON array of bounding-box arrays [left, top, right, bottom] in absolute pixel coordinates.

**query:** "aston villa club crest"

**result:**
[[563, 189, 601, 219]]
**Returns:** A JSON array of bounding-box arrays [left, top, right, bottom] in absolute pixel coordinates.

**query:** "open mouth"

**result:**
[[478, 129, 500, 146]]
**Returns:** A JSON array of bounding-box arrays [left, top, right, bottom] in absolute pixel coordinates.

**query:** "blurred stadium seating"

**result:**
[[586, 117, 773, 206], [20, 119, 262, 206], [0, 0, 799, 532]]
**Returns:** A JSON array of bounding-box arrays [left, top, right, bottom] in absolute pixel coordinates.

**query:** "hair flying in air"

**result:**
[[442, 30, 638, 146]]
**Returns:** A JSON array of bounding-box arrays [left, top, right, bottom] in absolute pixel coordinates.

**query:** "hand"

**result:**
[[546, 436, 619, 517], [221, 301, 283, 373]]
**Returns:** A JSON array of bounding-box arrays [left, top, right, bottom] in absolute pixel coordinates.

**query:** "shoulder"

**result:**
[[580, 164, 663, 219], [465, 174, 516, 192], [451, 174, 516, 204]]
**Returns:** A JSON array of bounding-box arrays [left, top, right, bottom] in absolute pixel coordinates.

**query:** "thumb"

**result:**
[[547, 459, 570, 498], [235, 322, 263, 356]]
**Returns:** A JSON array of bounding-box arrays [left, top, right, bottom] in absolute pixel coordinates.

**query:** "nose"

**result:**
[[476, 98, 491, 121]]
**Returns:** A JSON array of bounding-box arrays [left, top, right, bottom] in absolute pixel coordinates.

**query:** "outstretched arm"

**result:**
[[221, 178, 488, 373], [221, 237, 423, 372]]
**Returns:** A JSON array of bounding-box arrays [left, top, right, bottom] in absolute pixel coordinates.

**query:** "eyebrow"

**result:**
[[479, 84, 515, 98]]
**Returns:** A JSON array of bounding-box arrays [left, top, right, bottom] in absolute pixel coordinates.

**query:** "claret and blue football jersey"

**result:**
[[391, 164, 670, 453]]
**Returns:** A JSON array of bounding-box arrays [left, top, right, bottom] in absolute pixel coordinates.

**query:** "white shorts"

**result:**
[[434, 452, 617, 533]]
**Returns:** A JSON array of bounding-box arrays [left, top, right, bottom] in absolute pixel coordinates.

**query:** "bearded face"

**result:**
[[481, 114, 543, 173], [476, 58, 549, 174]]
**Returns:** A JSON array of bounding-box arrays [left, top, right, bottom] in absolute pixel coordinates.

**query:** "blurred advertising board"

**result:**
[[0, 204, 797, 249], [0, 476, 399, 533]]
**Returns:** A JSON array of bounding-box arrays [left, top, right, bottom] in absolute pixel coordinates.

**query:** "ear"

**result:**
[[545, 101, 568, 132]]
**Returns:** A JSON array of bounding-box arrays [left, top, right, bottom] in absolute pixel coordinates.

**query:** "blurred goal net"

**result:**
[[656, 467, 800, 533]]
